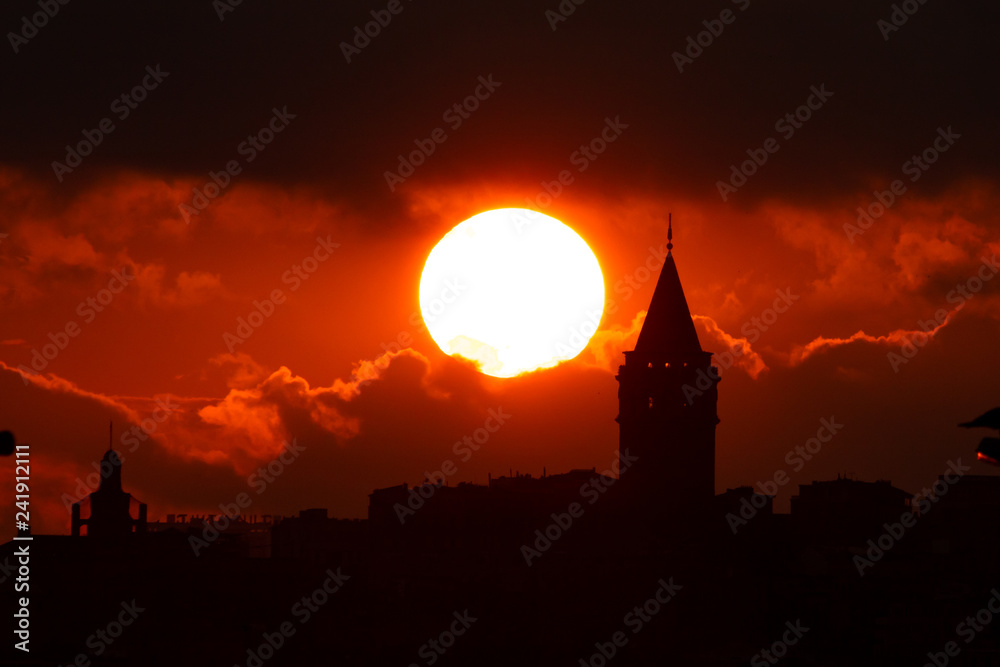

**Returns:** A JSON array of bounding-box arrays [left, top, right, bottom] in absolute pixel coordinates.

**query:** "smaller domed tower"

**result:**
[[72, 423, 147, 538]]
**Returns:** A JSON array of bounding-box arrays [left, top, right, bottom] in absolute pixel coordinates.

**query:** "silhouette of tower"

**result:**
[[71, 423, 147, 538], [616, 217, 719, 523]]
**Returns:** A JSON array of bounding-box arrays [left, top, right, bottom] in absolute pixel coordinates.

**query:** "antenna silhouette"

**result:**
[[667, 213, 673, 255]]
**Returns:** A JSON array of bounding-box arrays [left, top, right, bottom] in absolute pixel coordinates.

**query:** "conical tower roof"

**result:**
[[633, 218, 704, 359]]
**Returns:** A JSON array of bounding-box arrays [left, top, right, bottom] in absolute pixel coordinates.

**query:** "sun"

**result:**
[[419, 208, 605, 378]]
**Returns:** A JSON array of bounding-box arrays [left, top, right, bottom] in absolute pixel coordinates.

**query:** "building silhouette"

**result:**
[[7, 229, 1000, 666], [147, 511, 277, 557], [616, 218, 719, 522], [71, 442, 147, 538]]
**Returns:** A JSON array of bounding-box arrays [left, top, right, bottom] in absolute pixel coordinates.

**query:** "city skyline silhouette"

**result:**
[[5, 229, 1000, 665], [2, 1, 998, 664]]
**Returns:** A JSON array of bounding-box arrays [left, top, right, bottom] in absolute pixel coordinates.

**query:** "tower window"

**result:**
[[648, 397, 654, 409]]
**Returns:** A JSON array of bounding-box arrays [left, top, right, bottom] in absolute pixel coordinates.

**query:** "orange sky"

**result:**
[[1, 0, 998, 534], [1, 169, 997, 534]]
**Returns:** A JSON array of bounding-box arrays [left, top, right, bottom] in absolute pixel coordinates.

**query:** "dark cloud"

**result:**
[[1, 0, 996, 217]]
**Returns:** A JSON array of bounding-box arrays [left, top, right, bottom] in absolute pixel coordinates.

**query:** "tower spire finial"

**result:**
[[667, 213, 673, 255]]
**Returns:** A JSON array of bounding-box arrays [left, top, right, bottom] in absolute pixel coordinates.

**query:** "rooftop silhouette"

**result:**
[[70, 424, 147, 539], [633, 217, 704, 360]]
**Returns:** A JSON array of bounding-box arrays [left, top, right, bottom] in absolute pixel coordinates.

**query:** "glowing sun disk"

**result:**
[[419, 208, 605, 377]]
